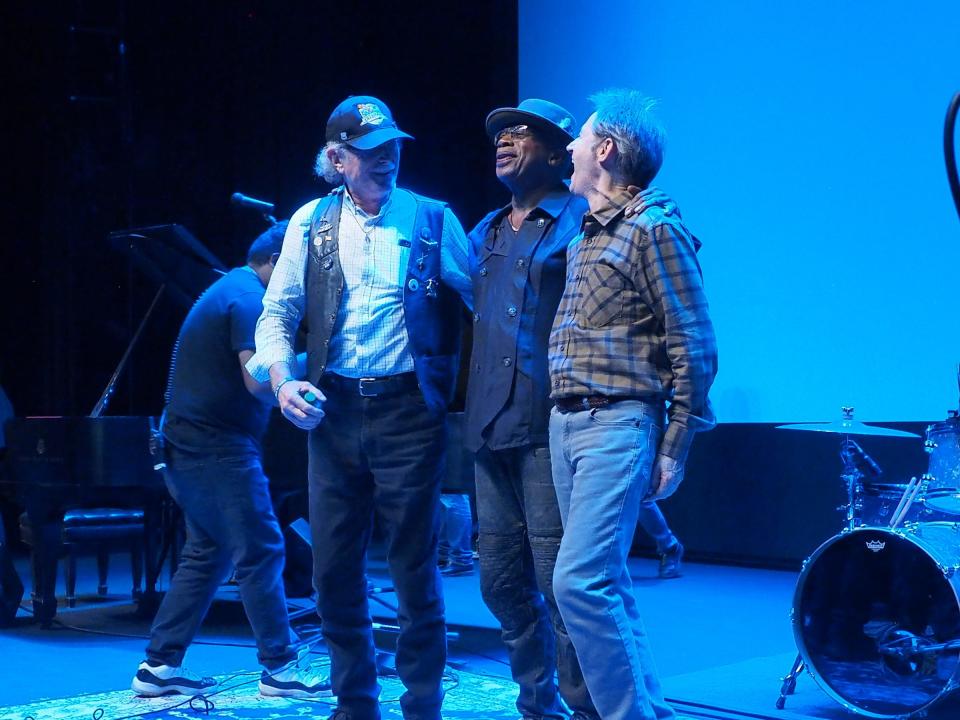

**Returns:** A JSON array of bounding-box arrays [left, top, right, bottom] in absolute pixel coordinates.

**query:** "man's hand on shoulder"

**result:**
[[624, 185, 679, 218], [647, 453, 685, 501]]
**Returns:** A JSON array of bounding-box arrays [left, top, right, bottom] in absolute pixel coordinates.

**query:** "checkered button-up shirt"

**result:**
[[246, 188, 472, 382], [549, 188, 718, 461]]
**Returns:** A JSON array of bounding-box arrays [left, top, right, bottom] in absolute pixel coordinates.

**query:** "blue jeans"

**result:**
[[549, 401, 675, 720], [438, 493, 473, 565], [308, 385, 447, 720], [476, 444, 597, 720], [638, 502, 677, 554], [146, 445, 296, 670]]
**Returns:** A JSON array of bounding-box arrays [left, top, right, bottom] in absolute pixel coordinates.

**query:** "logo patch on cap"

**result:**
[[558, 117, 572, 131], [357, 103, 387, 126]]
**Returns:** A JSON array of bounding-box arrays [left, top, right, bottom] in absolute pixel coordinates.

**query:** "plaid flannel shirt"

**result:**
[[548, 188, 718, 461]]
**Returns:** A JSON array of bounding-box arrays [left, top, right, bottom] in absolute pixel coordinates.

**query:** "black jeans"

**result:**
[[475, 444, 598, 719], [146, 445, 296, 670], [308, 385, 446, 720]]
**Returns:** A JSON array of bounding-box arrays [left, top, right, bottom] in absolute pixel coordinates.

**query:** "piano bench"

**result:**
[[19, 509, 146, 608]]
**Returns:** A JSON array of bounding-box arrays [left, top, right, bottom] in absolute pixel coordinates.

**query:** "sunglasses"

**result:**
[[494, 124, 534, 144]]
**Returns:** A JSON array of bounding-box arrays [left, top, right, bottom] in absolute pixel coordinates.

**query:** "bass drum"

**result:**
[[793, 523, 960, 718]]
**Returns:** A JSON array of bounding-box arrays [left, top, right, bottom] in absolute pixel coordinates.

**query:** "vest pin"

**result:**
[[408, 278, 420, 291], [537, 218, 545, 228]]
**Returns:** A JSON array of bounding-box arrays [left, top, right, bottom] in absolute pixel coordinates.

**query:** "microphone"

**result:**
[[231, 192, 275, 214], [842, 439, 883, 479]]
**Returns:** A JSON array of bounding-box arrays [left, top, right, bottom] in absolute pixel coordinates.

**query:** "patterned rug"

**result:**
[[5, 668, 521, 720]]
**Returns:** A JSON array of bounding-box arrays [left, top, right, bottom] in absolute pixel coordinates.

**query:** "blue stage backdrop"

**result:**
[[519, 0, 960, 423]]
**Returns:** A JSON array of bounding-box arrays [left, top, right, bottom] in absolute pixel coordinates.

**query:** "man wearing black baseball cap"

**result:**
[[465, 99, 674, 720], [247, 95, 471, 720]]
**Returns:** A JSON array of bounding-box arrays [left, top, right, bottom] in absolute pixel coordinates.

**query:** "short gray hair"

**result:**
[[589, 88, 665, 188], [314, 141, 346, 185]]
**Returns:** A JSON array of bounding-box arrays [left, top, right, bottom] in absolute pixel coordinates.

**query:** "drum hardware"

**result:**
[[776, 407, 925, 713]]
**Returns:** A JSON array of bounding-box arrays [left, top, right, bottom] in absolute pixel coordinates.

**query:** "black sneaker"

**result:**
[[131, 661, 216, 696], [259, 648, 332, 698], [658, 541, 684, 579]]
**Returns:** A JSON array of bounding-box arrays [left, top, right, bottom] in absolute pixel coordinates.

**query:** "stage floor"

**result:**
[[2, 550, 958, 719]]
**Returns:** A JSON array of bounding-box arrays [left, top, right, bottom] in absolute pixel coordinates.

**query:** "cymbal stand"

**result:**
[[778, 407, 864, 710], [838, 436, 865, 532]]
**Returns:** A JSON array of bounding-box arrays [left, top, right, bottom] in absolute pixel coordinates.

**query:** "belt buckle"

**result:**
[[358, 377, 379, 397]]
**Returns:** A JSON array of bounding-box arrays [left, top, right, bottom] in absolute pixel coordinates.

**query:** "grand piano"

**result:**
[[0, 224, 227, 624], [3, 416, 169, 622]]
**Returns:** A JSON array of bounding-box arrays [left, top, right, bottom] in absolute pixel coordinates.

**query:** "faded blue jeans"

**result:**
[[638, 502, 677, 554], [438, 493, 473, 566], [146, 445, 296, 670], [549, 400, 675, 720], [476, 444, 597, 720]]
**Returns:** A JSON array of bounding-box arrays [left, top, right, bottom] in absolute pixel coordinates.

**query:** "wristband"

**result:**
[[274, 377, 297, 399]]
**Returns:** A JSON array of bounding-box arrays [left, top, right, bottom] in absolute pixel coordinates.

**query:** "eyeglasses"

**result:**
[[494, 124, 533, 144]]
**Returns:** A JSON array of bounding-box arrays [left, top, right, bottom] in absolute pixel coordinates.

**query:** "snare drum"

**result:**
[[860, 483, 923, 526], [793, 522, 960, 718], [924, 418, 960, 515]]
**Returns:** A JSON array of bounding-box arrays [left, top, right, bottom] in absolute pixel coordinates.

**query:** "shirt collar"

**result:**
[[537, 188, 574, 219], [489, 187, 575, 226], [343, 185, 394, 220], [586, 188, 634, 228]]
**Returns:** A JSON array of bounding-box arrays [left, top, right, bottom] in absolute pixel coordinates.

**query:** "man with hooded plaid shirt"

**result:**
[[547, 88, 718, 720]]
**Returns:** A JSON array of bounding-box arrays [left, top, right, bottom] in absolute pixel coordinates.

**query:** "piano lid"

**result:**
[[108, 224, 227, 311]]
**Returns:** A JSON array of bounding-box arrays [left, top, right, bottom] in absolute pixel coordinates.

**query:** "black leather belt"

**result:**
[[322, 372, 419, 398], [555, 395, 660, 413], [555, 395, 615, 413]]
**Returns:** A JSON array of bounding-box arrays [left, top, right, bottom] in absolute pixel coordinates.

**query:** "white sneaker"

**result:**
[[259, 648, 332, 698], [131, 660, 216, 696]]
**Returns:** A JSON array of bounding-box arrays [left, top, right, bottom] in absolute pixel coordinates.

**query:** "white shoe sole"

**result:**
[[131, 676, 213, 696], [258, 680, 333, 698]]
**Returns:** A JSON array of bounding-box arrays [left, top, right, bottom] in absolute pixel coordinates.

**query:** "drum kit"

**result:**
[[775, 406, 960, 719]]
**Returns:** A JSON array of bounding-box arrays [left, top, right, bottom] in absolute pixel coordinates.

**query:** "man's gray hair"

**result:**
[[314, 141, 346, 185], [589, 88, 665, 188]]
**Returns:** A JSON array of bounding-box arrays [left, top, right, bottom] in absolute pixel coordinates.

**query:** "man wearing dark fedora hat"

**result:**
[[465, 98, 675, 720], [248, 95, 471, 720]]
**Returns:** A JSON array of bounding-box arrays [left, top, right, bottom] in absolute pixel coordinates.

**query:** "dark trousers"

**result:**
[[146, 445, 296, 670], [475, 444, 597, 720], [308, 386, 447, 720]]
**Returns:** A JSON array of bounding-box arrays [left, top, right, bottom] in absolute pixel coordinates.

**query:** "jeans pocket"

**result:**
[[588, 402, 647, 427]]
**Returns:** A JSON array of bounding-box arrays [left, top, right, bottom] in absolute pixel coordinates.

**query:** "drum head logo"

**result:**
[[866, 539, 886, 552]]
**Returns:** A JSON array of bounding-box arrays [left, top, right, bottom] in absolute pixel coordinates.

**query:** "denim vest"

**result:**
[[304, 187, 461, 416]]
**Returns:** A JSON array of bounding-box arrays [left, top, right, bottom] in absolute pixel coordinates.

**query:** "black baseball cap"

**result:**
[[485, 98, 577, 144], [325, 95, 414, 150]]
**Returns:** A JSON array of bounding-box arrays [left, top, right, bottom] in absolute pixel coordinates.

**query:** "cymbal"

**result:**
[[775, 420, 919, 438]]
